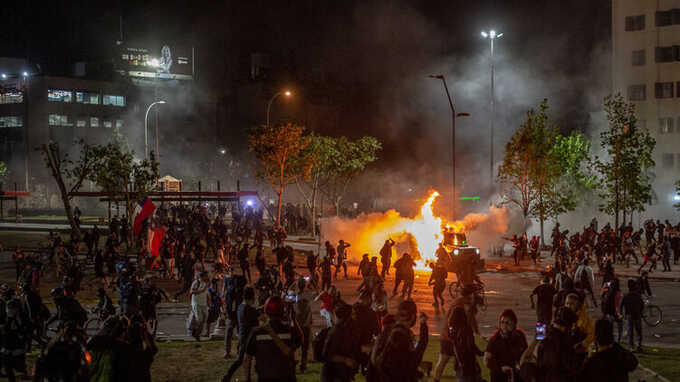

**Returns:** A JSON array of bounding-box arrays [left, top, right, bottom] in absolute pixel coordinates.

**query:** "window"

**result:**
[[632, 49, 646, 66], [90, 117, 99, 128], [628, 84, 646, 101], [47, 89, 73, 102], [103, 95, 125, 107], [656, 10, 673, 26], [0, 90, 23, 104], [0, 116, 23, 128], [659, 117, 674, 133], [76, 91, 100, 104], [662, 153, 675, 169], [625, 15, 645, 31], [115, 119, 124, 129], [655, 47, 675, 62], [655, 82, 674, 98], [48, 114, 73, 127], [103, 120, 113, 128], [76, 118, 87, 128]]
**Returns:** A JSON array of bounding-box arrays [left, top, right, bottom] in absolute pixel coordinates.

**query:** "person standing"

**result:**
[[392, 253, 415, 299], [581, 319, 638, 382], [484, 309, 527, 382], [320, 256, 333, 291], [316, 286, 337, 328], [321, 302, 360, 382], [620, 279, 645, 352], [379, 238, 395, 279], [449, 306, 484, 382], [243, 296, 302, 382], [188, 271, 209, 341], [428, 262, 447, 312], [600, 278, 623, 343], [530, 275, 556, 325], [574, 258, 597, 307], [372, 300, 428, 382]]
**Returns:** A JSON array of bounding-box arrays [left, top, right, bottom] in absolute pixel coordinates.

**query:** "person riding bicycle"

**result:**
[[94, 287, 116, 320], [47, 287, 87, 329]]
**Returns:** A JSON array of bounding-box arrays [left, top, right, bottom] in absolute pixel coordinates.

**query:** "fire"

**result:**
[[320, 189, 509, 271]]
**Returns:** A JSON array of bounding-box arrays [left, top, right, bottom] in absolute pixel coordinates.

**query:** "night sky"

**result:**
[[1, 0, 611, 204]]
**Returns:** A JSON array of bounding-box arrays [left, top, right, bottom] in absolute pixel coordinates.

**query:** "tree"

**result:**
[[0, 161, 9, 186], [294, 134, 332, 236], [317, 136, 381, 216], [594, 94, 655, 229], [249, 123, 314, 229], [498, 105, 543, 229], [89, 144, 159, 248], [40, 140, 100, 240]]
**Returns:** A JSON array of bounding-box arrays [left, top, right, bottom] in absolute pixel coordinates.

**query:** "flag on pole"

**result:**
[[133, 197, 156, 235]]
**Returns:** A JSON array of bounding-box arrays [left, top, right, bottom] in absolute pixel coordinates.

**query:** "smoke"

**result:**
[[320, 192, 510, 263]]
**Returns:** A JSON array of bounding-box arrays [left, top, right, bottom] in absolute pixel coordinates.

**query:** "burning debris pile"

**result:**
[[320, 190, 509, 269]]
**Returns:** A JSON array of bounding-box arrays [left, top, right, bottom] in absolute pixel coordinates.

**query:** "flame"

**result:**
[[320, 189, 509, 272]]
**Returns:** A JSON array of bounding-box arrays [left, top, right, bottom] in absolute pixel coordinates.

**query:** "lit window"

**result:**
[[659, 117, 674, 133], [628, 84, 646, 101], [103, 120, 113, 128], [655, 82, 674, 98], [90, 117, 99, 128], [76, 91, 100, 104], [76, 119, 87, 128], [0, 116, 23, 128], [48, 89, 73, 102], [0, 90, 23, 104], [48, 114, 73, 127], [115, 119, 124, 129], [103, 95, 125, 107]]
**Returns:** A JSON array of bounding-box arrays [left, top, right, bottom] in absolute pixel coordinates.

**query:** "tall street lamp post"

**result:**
[[481, 29, 503, 186], [266, 90, 291, 127], [144, 100, 166, 161], [428, 75, 469, 219]]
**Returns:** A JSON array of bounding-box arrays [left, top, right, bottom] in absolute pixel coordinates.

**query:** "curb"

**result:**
[[639, 364, 671, 382]]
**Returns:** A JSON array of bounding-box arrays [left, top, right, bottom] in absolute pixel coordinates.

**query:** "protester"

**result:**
[[428, 262, 447, 312], [321, 302, 361, 382], [243, 296, 302, 382], [601, 278, 623, 342], [371, 300, 428, 382], [187, 271, 209, 341], [535, 307, 582, 382], [379, 238, 395, 279], [316, 286, 337, 328], [530, 275, 556, 325], [223, 286, 260, 381], [392, 253, 415, 299], [335, 240, 350, 280], [581, 319, 638, 382], [620, 279, 644, 352], [484, 309, 527, 382], [564, 292, 595, 353]]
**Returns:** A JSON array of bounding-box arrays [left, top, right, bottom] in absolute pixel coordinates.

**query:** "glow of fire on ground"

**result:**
[[322, 190, 503, 272]]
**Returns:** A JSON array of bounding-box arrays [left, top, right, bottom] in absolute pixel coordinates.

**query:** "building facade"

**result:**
[[613, 0, 680, 214]]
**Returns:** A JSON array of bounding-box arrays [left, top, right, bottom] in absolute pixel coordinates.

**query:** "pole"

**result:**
[[439, 78, 456, 219], [155, 107, 159, 167], [489, 38, 495, 186], [266, 92, 281, 128], [144, 101, 165, 161]]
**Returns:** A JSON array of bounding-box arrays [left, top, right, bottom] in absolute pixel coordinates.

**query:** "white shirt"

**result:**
[[191, 279, 208, 307]]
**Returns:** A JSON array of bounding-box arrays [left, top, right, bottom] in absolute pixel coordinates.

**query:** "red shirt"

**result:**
[[319, 292, 334, 312]]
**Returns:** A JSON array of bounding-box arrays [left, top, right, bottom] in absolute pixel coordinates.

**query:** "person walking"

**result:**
[[484, 309, 527, 382], [222, 287, 260, 381], [392, 253, 415, 299], [335, 240, 350, 280], [581, 319, 638, 382], [188, 271, 209, 341], [379, 238, 395, 279], [530, 275, 556, 325]]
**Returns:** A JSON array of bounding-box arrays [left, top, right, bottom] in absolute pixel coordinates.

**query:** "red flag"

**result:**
[[133, 197, 156, 235], [150, 225, 166, 257]]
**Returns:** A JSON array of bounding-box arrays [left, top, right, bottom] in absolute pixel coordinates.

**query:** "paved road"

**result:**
[[155, 264, 680, 348]]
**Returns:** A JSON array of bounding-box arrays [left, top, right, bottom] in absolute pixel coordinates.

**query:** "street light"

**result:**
[[428, 74, 469, 219], [266, 90, 292, 127], [144, 100, 166, 161], [481, 29, 503, 186], [1, 74, 6, 79], [22, 71, 28, 77]]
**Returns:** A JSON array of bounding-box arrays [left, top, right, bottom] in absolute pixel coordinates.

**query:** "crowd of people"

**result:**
[[0, 205, 663, 381]]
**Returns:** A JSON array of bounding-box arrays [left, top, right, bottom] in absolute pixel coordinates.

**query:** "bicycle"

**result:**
[[448, 280, 487, 312], [84, 307, 115, 338], [642, 297, 663, 327]]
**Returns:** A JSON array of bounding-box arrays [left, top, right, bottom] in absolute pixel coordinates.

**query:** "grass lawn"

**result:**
[[628, 345, 680, 382], [0, 232, 57, 250], [150, 336, 488, 382]]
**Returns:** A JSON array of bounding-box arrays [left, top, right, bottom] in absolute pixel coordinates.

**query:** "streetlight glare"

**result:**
[[489, 30, 496, 38], [284, 90, 292, 96], [497, 32, 504, 38], [158, 100, 167, 104], [481, 31, 488, 38], [22, 71, 28, 77], [0, 74, 6, 79]]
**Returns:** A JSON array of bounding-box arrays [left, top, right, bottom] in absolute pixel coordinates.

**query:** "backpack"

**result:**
[[312, 327, 331, 362]]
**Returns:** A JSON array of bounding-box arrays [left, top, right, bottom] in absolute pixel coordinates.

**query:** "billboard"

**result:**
[[115, 42, 193, 81]]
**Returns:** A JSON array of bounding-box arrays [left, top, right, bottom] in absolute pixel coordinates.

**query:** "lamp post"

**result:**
[[144, 100, 166, 161], [428, 75, 469, 219], [266, 90, 291, 127], [481, 29, 503, 186]]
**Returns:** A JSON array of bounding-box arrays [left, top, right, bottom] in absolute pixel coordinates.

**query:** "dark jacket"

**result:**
[[581, 343, 638, 382], [537, 326, 582, 382]]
